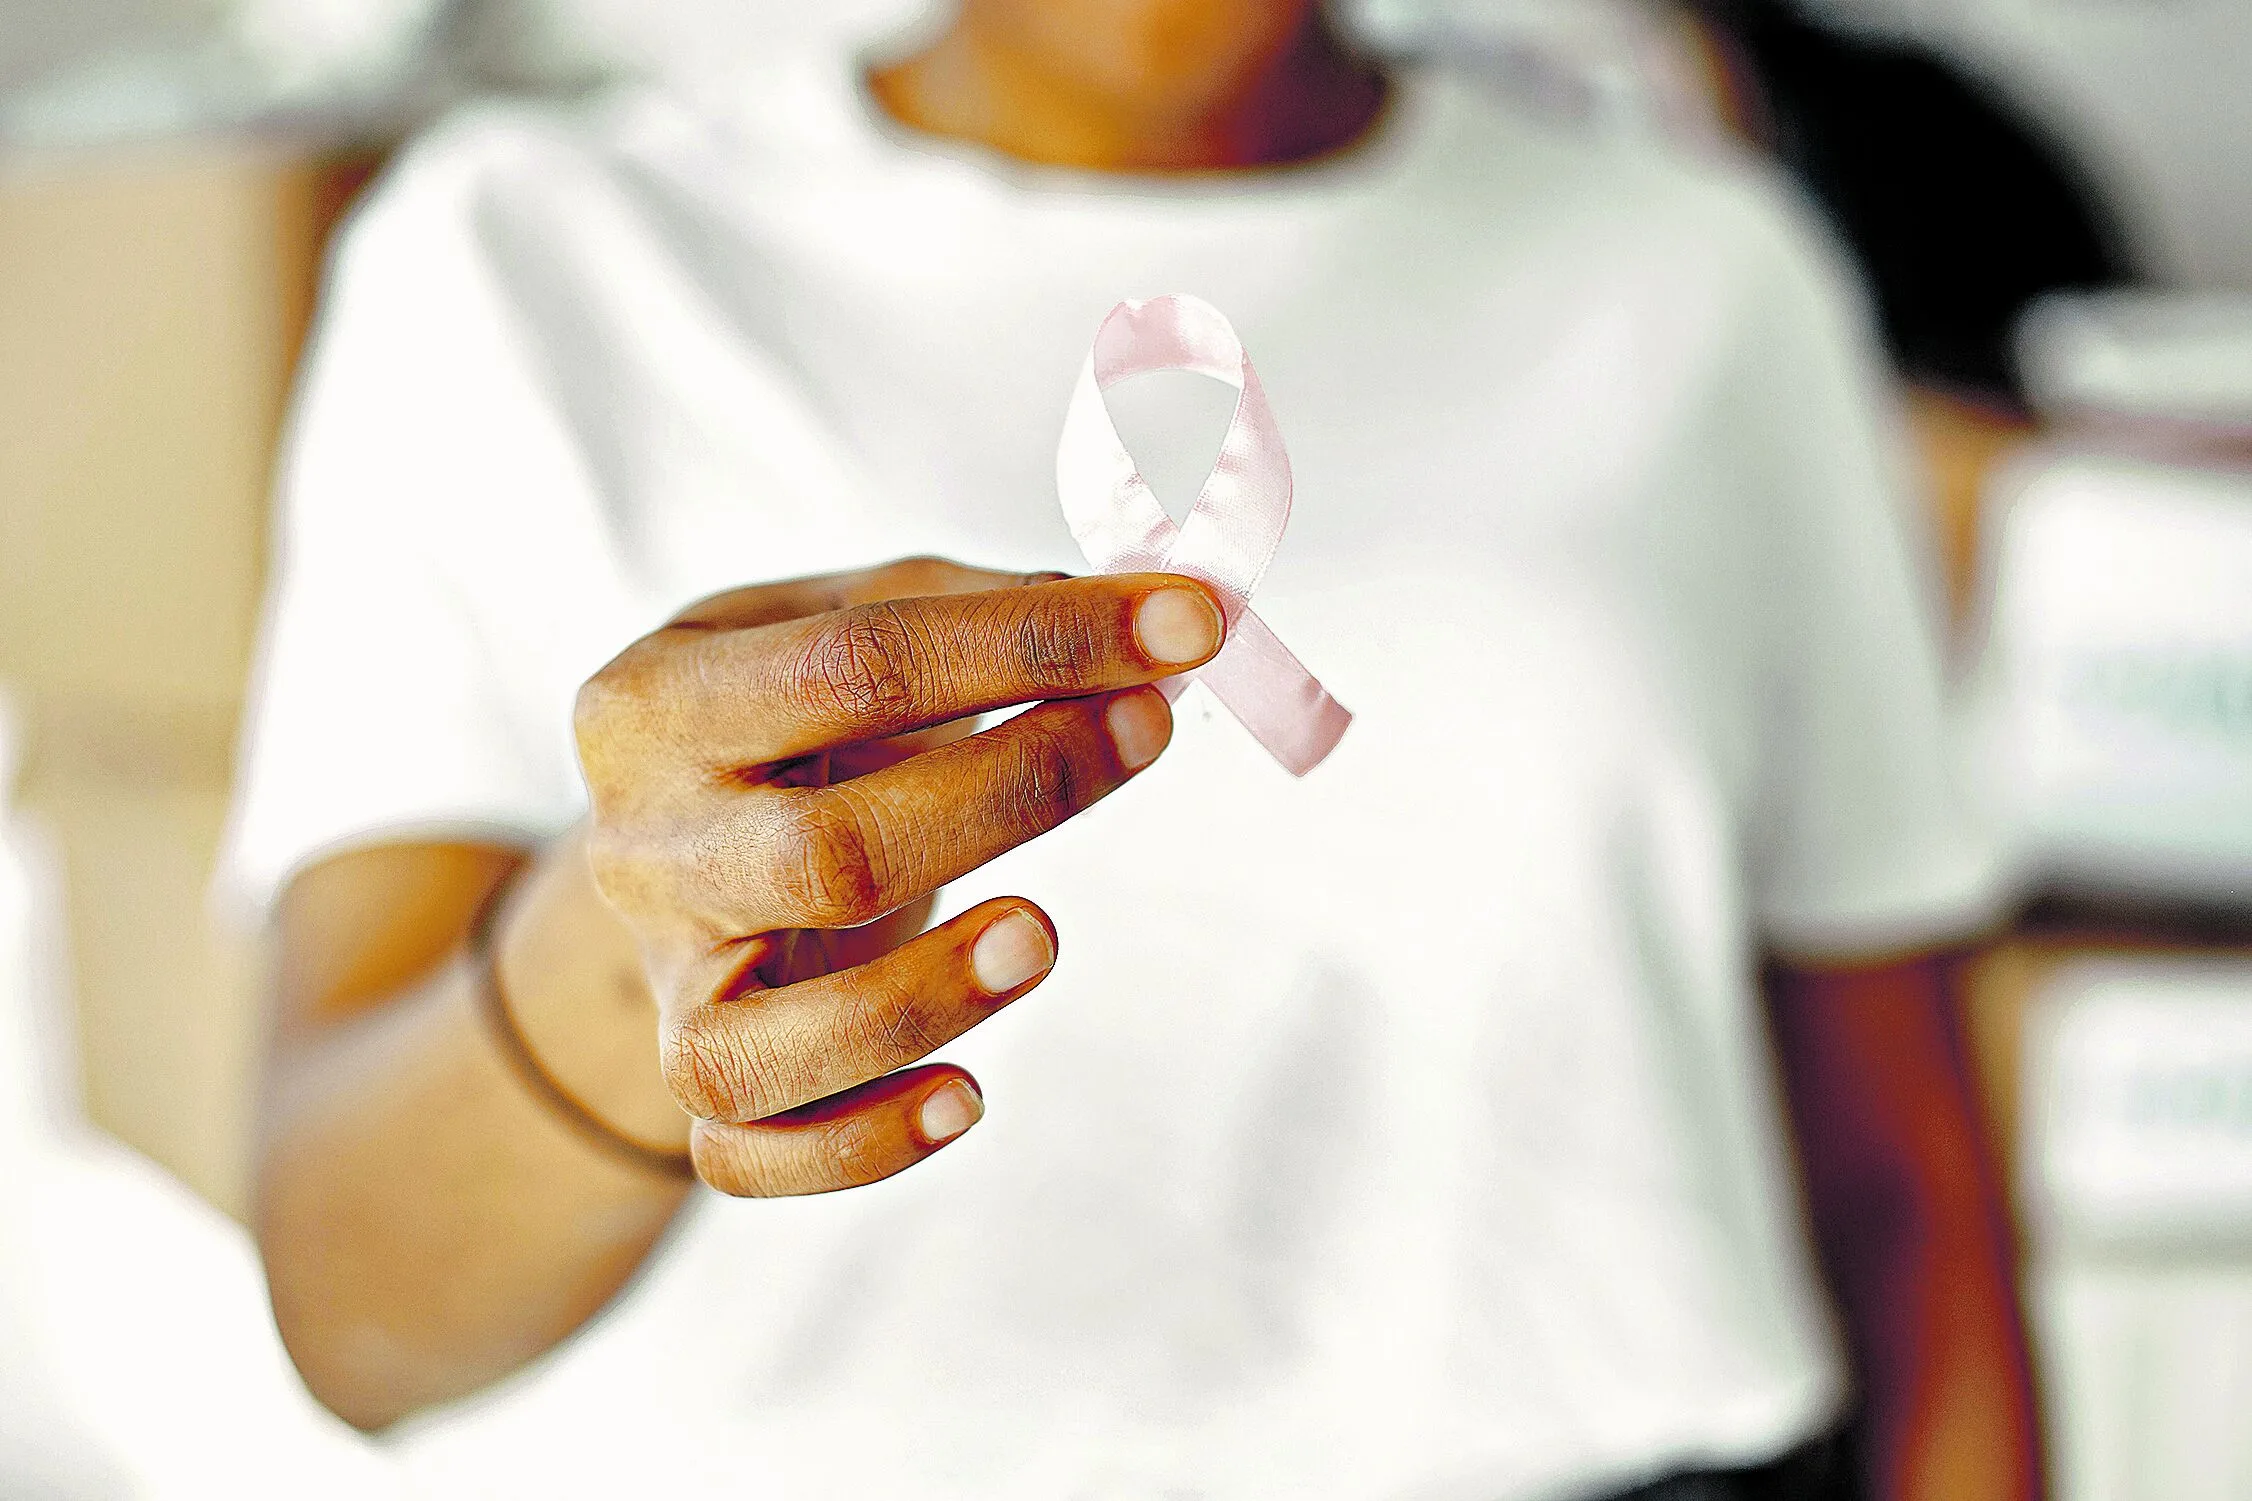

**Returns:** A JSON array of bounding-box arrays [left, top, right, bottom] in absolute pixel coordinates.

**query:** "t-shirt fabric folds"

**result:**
[[223, 52, 1999, 1501]]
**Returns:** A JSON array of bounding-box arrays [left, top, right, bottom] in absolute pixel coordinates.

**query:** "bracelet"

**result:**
[[471, 873, 697, 1180]]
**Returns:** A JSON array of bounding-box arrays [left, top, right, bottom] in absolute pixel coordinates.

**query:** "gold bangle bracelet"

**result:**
[[471, 874, 696, 1181]]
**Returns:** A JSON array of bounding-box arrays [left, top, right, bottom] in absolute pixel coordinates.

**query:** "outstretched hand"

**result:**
[[572, 556, 1224, 1196]]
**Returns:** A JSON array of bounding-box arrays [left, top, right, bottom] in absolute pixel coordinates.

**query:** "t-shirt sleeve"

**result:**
[[1718, 191, 2008, 957], [216, 124, 593, 918]]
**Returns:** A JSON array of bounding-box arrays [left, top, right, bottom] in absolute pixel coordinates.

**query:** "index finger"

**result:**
[[612, 573, 1224, 770], [665, 557, 1056, 633]]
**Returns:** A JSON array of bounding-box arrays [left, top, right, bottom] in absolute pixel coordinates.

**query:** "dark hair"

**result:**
[[1693, 0, 2136, 400]]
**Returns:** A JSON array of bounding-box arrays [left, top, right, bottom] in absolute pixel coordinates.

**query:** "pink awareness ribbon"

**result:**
[[1056, 294, 1351, 777]]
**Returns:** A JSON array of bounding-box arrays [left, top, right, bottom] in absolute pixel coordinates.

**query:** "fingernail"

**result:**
[[918, 1079, 983, 1144], [1106, 689, 1171, 771], [971, 910, 1053, 996], [1134, 587, 1221, 666]]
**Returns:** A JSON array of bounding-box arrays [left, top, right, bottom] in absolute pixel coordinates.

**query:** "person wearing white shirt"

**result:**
[[228, 2, 2038, 1497]]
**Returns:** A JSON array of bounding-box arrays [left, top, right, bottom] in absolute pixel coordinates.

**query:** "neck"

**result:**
[[867, 13, 1388, 173]]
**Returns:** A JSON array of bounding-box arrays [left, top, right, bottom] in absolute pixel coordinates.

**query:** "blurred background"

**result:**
[[3, 0, 2251, 1495]]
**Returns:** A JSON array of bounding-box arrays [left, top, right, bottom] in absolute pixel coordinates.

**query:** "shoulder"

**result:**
[[337, 99, 610, 258], [1416, 68, 1861, 317], [281, 100, 683, 540], [326, 87, 725, 307]]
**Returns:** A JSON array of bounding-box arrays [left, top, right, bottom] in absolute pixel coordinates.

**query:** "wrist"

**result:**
[[488, 829, 694, 1159]]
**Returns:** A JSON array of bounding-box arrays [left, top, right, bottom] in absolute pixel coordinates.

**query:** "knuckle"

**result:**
[[571, 662, 637, 781], [661, 1020, 740, 1120], [690, 1126, 772, 1197], [802, 603, 921, 722], [838, 969, 942, 1068], [580, 827, 636, 907], [813, 1114, 890, 1187], [662, 1016, 785, 1122], [571, 675, 611, 751], [573, 656, 628, 736], [689, 1108, 908, 1197], [573, 640, 682, 803], [1011, 601, 1107, 692], [888, 554, 955, 593], [580, 828, 681, 930], [768, 795, 886, 928], [1002, 718, 1087, 834]]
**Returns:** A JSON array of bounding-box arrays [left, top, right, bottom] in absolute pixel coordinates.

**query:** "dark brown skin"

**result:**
[[255, 6, 2042, 1496], [260, 561, 1221, 1426], [1768, 955, 2043, 1501], [866, 0, 1388, 171]]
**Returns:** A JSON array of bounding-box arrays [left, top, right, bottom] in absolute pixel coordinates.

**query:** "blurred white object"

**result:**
[[1353, 0, 1724, 141], [2020, 289, 2252, 438], [3, 0, 1714, 145], [502, 0, 1712, 121], [0, 0, 452, 143], [2035, 1261, 2252, 1501], [0, 685, 78, 1149], [0, 0, 219, 96], [2021, 960, 2252, 1501], [0, 0, 937, 145], [533, 0, 932, 85], [1970, 455, 2252, 901], [227, 0, 451, 103], [2029, 962, 2252, 1249], [0, 688, 402, 1499], [0, 687, 124, 1499]]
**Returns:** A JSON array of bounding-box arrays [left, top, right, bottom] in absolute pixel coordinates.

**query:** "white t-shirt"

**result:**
[[224, 50, 1998, 1501]]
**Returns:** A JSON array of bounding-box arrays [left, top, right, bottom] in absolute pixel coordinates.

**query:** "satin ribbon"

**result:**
[[1056, 294, 1352, 777]]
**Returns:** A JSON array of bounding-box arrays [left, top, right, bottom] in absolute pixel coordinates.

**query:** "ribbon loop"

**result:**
[[1056, 294, 1352, 777]]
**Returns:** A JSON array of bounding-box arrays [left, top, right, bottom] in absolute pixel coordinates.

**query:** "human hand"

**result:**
[[572, 557, 1223, 1196]]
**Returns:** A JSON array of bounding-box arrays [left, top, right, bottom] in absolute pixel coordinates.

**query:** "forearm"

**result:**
[[1801, 1117, 2036, 1501], [255, 836, 692, 1429], [1767, 956, 2042, 1501], [249, 565, 1199, 1425]]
